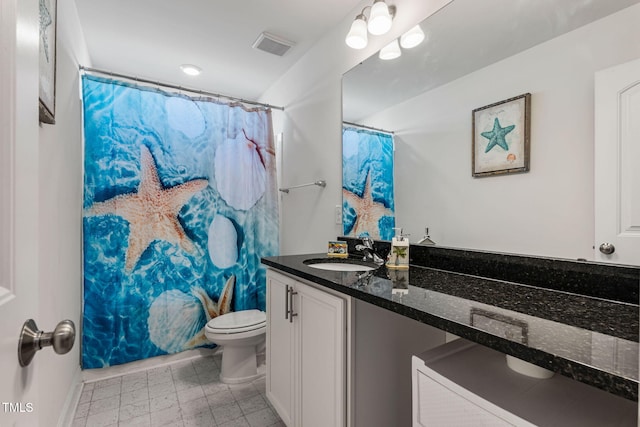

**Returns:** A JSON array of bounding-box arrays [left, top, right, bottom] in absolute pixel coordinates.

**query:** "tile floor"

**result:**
[[72, 354, 283, 427]]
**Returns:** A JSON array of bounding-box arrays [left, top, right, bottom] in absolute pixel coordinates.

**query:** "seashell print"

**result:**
[[147, 289, 206, 353], [148, 275, 235, 353], [207, 215, 238, 269], [165, 96, 206, 138], [214, 133, 266, 210]]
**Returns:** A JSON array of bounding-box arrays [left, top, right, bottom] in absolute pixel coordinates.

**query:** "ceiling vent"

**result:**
[[252, 32, 295, 57]]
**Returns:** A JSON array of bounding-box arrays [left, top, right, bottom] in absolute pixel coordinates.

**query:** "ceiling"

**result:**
[[343, 0, 640, 123], [74, 0, 363, 102], [75, 0, 639, 113]]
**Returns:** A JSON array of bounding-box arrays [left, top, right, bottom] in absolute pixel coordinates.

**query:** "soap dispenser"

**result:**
[[386, 227, 409, 269]]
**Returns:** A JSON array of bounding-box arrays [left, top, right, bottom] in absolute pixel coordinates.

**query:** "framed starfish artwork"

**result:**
[[472, 93, 530, 177], [38, 0, 57, 124]]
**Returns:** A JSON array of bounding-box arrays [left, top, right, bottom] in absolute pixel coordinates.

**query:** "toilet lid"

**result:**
[[207, 309, 266, 334]]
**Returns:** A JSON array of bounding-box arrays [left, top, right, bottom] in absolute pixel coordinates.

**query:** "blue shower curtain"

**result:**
[[81, 75, 279, 368], [342, 126, 395, 240]]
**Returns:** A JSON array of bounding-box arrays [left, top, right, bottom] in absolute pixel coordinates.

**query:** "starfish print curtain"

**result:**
[[81, 75, 278, 368], [342, 126, 395, 240]]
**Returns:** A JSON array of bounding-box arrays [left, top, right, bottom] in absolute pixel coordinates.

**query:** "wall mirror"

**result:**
[[342, 0, 640, 263]]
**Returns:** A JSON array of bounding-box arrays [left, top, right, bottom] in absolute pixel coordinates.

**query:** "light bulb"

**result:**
[[180, 64, 201, 76], [400, 25, 425, 49], [379, 39, 401, 60], [345, 15, 368, 49], [368, 0, 392, 36]]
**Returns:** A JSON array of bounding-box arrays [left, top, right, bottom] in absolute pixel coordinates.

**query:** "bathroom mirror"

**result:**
[[342, 0, 640, 262]]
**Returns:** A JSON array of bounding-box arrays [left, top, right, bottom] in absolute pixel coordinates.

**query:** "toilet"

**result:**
[[205, 309, 266, 384]]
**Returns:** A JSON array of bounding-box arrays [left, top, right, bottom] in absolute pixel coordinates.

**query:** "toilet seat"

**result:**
[[206, 309, 266, 334]]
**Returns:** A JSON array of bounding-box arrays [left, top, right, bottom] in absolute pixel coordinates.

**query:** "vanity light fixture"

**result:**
[[345, 12, 369, 49], [180, 64, 202, 76], [379, 39, 401, 60], [377, 25, 425, 60], [345, 0, 395, 49], [400, 25, 425, 49], [368, 0, 393, 35]]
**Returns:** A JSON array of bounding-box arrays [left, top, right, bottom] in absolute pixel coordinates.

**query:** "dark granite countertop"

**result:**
[[261, 252, 639, 401]]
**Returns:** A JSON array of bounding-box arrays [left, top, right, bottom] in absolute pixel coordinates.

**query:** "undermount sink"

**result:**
[[304, 258, 378, 272]]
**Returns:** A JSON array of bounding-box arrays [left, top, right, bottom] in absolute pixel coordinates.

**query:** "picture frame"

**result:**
[[39, 0, 57, 124], [472, 93, 530, 177]]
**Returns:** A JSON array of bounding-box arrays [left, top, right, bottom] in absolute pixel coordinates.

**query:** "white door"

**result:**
[[0, 0, 41, 425], [594, 58, 640, 266]]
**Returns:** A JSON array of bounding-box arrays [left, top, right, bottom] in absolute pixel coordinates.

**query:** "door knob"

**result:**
[[599, 243, 615, 255], [18, 319, 76, 367]]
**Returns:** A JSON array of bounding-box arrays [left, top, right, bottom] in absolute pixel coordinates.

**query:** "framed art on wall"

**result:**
[[472, 93, 530, 177], [39, 0, 57, 124]]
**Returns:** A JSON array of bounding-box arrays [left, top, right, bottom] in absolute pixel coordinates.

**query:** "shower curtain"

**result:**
[[342, 126, 395, 240], [81, 75, 279, 368]]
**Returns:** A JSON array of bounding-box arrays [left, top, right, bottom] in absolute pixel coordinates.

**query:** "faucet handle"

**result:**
[[361, 236, 373, 248]]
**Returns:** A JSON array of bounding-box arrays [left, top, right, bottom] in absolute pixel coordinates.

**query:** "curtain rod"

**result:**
[[79, 65, 285, 111], [343, 121, 394, 135]]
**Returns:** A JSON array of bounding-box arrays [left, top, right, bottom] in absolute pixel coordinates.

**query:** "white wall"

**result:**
[[262, 0, 452, 255], [367, 5, 640, 260], [37, 0, 90, 424]]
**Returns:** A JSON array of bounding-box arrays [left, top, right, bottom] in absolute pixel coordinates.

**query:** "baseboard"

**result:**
[[57, 366, 83, 427], [82, 347, 219, 383]]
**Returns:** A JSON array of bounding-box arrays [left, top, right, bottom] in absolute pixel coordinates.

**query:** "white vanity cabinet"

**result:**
[[266, 269, 347, 427]]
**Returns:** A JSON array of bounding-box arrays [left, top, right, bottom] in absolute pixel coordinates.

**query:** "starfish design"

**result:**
[[85, 145, 208, 272], [183, 275, 235, 349], [481, 118, 515, 153], [342, 170, 394, 239]]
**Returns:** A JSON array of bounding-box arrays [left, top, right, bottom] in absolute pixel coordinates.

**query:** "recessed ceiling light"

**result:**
[[180, 64, 201, 76]]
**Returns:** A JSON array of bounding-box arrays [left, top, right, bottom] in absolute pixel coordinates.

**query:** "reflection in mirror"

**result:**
[[342, 0, 640, 264], [342, 125, 395, 240]]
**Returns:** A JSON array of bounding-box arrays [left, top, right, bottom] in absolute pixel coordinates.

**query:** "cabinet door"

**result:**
[[266, 272, 295, 426], [295, 282, 346, 427]]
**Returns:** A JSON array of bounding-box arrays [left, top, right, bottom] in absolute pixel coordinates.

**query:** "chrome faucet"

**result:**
[[355, 237, 384, 265]]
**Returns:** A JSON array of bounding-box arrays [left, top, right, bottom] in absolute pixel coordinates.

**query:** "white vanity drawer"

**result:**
[[413, 340, 532, 426], [412, 339, 637, 426]]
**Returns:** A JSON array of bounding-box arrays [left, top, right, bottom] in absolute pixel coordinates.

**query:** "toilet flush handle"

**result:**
[[18, 319, 76, 367]]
